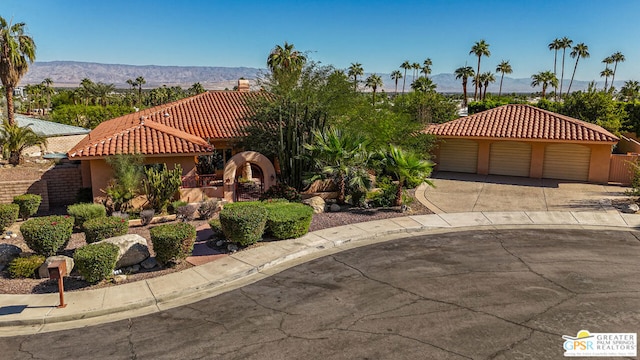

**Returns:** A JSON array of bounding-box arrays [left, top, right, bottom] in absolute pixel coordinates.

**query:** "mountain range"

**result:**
[[20, 61, 619, 94]]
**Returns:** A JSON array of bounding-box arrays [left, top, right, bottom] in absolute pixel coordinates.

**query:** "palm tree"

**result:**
[[548, 38, 562, 96], [189, 82, 206, 95], [80, 78, 94, 105], [411, 76, 436, 93], [400, 61, 411, 94], [92, 82, 115, 106], [480, 72, 496, 100], [411, 62, 421, 86], [557, 37, 573, 98], [531, 71, 558, 99], [390, 70, 402, 94], [567, 43, 589, 95], [267, 42, 307, 92], [0, 17, 36, 125], [620, 80, 640, 101], [348, 62, 364, 91], [610, 51, 625, 89], [600, 67, 614, 91], [303, 127, 370, 204], [135, 76, 146, 106], [41, 78, 53, 115], [454, 66, 475, 107], [382, 145, 434, 206], [365, 74, 383, 105], [470, 40, 491, 101], [422, 58, 432, 77], [495, 60, 512, 97], [0, 120, 47, 165]]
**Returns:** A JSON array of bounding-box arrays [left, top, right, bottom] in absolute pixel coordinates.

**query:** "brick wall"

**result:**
[[0, 179, 49, 212]]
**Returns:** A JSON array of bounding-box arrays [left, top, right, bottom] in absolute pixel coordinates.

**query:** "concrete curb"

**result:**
[[0, 210, 638, 336]]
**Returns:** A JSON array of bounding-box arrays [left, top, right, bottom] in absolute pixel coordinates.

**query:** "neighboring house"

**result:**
[[425, 104, 619, 183], [67, 81, 271, 201], [16, 114, 90, 157]]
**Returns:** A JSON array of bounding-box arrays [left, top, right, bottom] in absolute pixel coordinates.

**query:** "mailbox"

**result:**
[[48, 260, 67, 279]]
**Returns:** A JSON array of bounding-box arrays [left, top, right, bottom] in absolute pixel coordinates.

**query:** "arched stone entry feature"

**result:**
[[223, 151, 276, 202]]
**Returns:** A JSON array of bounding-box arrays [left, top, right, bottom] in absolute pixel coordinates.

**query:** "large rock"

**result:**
[[330, 204, 341, 212], [623, 203, 639, 214], [38, 255, 74, 279], [302, 196, 326, 214], [0, 244, 21, 266], [97, 234, 150, 269]]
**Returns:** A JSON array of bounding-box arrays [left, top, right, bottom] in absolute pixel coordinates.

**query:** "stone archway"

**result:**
[[223, 151, 276, 202]]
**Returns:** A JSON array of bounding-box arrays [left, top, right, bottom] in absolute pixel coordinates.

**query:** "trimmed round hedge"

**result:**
[[149, 223, 196, 266], [67, 203, 107, 230], [219, 202, 267, 246], [83, 216, 129, 243], [20, 215, 74, 257], [74, 242, 119, 283], [13, 194, 42, 220], [264, 201, 313, 240], [0, 203, 19, 231], [8, 255, 45, 278]]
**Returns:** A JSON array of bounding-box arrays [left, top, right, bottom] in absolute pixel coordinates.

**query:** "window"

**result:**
[[196, 149, 233, 174]]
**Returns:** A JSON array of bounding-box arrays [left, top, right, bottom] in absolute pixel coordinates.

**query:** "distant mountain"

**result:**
[[21, 61, 620, 93]]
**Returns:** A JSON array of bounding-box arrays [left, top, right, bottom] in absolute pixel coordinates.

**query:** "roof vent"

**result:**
[[164, 112, 170, 117]]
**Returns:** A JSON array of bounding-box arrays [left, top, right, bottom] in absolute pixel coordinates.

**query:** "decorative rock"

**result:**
[[113, 274, 127, 283], [623, 203, 639, 213], [227, 243, 239, 253], [141, 257, 158, 270], [131, 264, 140, 273], [97, 234, 150, 269], [216, 240, 226, 247], [302, 196, 326, 214], [0, 244, 22, 265], [38, 255, 75, 279], [330, 204, 341, 212]]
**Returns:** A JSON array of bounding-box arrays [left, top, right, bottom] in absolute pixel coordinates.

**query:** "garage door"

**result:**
[[489, 141, 532, 177], [543, 144, 591, 181], [438, 139, 478, 173]]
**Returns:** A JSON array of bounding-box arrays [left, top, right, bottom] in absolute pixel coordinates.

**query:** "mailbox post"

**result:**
[[47, 260, 67, 308]]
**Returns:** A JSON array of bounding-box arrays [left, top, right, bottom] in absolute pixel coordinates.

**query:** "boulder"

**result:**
[[38, 255, 74, 279], [624, 203, 639, 214], [0, 244, 21, 266], [330, 204, 341, 212], [303, 196, 326, 214], [97, 234, 150, 269], [141, 257, 158, 270]]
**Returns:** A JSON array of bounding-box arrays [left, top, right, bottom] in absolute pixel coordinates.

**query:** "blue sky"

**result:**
[[4, 0, 640, 81]]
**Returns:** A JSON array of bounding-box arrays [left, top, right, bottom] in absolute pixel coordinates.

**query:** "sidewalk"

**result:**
[[1, 210, 639, 336]]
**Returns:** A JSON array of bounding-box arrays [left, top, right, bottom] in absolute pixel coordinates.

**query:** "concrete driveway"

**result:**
[[2, 228, 638, 359], [420, 172, 630, 213]]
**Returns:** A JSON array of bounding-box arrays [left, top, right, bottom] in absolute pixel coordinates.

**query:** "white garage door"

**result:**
[[543, 144, 591, 181], [438, 139, 478, 173], [489, 141, 532, 177]]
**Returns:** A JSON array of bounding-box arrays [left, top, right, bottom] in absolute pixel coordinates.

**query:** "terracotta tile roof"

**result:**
[[68, 91, 266, 158], [425, 104, 619, 143]]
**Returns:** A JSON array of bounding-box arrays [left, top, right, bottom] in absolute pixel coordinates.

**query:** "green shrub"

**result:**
[[198, 199, 220, 219], [149, 223, 196, 266], [83, 216, 129, 243], [74, 242, 119, 283], [219, 202, 267, 246], [0, 203, 19, 231], [20, 215, 74, 257], [12, 194, 42, 220], [169, 200, 188, 214], [259, 183, 301, 202], [67, 203, 107, 229], [264, 202, 313, 240], [8, 255, 45, 278], [207, 218, 224, 239], [366, 176, 397, 208]]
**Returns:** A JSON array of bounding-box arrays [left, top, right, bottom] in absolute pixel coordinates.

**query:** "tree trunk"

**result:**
[[559, 50, 566, 100], [611, 62, 618, 89], [5, 86, 15, 125], [474, 56, 481, 101], [402, 70, 407, 94], [567, 59, 579, 95], [338, 175, 346, 205], [462, 80, 468, 107], [498, 74, 504, 97], [9, 151, 22, 166], [394, 180, 403, 207]]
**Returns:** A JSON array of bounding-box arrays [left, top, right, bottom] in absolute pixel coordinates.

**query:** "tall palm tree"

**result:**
[[348, 62, 364, 92], [422, 58, 432, 78], [365, 74, 383, 105], [567, 43, 589, 95], [620, 80, 640, 101], [41, 77, 53, 115], [411, 76, 436, 93], [0, 17, 36, 125], [0, 120, 47, 165], [80, 78, 94, 105], [411, 62, 421, 86], [495, 60, 512, 97], [610, 51, 625, 89], [267, 42, 307, 92], [135, 76, 146, 106], [480, 72, 496, 100], [548, 38, 562, 96], [531, 71, 558, 99], [454, 66, 475, 107], [558, 37, 573, 98], [600, 67, 614, 91], [470, 40, 491, 101], [382, 145, 434, 206], [400, 60, 411, 93], [92, 82, 115, 106], [390, 70, 402, 94]]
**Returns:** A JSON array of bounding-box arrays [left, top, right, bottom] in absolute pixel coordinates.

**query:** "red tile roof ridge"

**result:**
[[142, 119, 211, 148]]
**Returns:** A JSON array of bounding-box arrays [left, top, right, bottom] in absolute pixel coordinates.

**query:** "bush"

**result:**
[[67, 203, 107, 229], [208, 218, 224, 239], [140, 209, 155, 226], [142, 164, 183, 212], [198, 199, 220, 220], [149, 223, 196, 266], [74, 242, 119, 283], [366, 176, 397, 208], [176, 204, 197, 222], [264, 202, 313, 240], [259, 183, 301, 202], [0, 203, 19, 231], [219, 202, 267, 246], [169, 200, 187, 214], [83, 216, 129, 243], [8, 255, 45, 278], [20, 215, 74, 257], [13, 194, 42, 220]]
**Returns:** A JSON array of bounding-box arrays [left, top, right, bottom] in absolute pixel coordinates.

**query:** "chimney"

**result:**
[[237, 79, 250, 92]]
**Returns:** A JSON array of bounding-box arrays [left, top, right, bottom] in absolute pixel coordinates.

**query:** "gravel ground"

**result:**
[[0, 190, 432, 295], [0, 159, 55, 181]]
